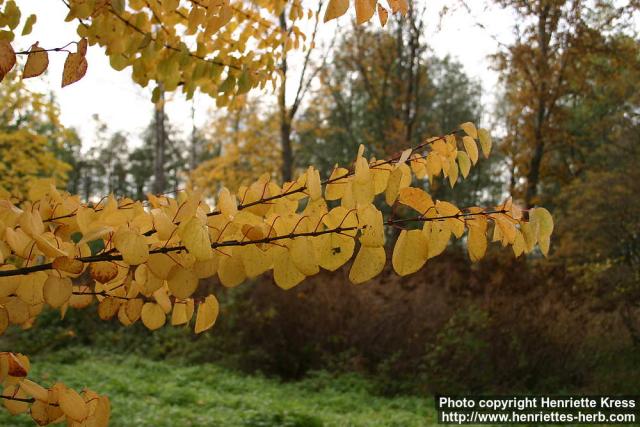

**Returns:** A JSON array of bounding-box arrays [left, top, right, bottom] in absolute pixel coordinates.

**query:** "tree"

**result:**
[[296, 12, 502, 208], [190, 96, 282, 193], [0, 72, 78, 199], [492, 0, 639, 208], [552, 33, 640, 343], [0, 1, 553, 425]]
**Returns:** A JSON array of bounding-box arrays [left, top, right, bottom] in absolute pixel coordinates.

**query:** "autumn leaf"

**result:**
[[324, 0, 349, 22], [0, 40, 16, 82], [21, 14, 37, 36], [61, 52, 88, 87], [141, 302, 166, 330], [349, 245, 385, 284], [355, 0, 376, 24], [392, 229, 428, 276], [478, 128, 492, 158], [378, 4, 389, 26], [23, 43, 49, 79], [463, 136, 479, 165], [195, 294, 219, 333]]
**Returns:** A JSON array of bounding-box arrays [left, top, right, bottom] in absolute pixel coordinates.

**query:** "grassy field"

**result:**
[[0, 348, 434, 427]]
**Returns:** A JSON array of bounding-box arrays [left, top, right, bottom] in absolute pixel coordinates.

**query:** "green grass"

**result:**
[[0, 347, 434, 427]]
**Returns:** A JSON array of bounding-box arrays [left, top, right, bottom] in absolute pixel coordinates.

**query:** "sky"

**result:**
[[17, 1, 516, 151]]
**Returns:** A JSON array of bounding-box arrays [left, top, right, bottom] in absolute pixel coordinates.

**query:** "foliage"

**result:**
[[493, 0, 639, 207], [0, 1, 560, 425], [0, 0, 407, 102], [0, 72, 77, 200], [295, 20, 502, 208], [0, 121, 552, 423], [0, 347, 433, 427], [190, 96, 282, 193]]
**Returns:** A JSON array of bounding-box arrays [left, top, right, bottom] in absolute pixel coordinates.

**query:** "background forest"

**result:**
[[1, 0, 639, 425]]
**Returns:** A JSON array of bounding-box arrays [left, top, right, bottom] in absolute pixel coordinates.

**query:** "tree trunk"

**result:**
[[524, 3, 551, 209], [153, 90, 166, 194], [189, 101, 198, 171], [278, 11, 293, 182], [280, 120, 293, 182]]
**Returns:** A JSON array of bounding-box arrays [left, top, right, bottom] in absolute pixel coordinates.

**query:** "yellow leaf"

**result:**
[[355, 0, 376, 24], [313, 233, 355, 271], [478, 128, 492, 158], [512, 230, 525, 258], [371, 161, 392, 194], [124, 298, 143, 323], [43, 276, 72, 308], [97, 297, 120, 320], [495, 215, 517, 244], [352, 178, 375, 205], [457, 151, 471, 179], [385, 163, 411, 206], [2, 383, 29, 415], [423, 221, 450, 259], [194, 294, 219, 333], [153, 286, 172, 313], [146, 253, 175, 279], [218, 248, 246, 287], [16, 274, 44, 305], [239, 245, 272, 278], [17, 211, 43, 236], [519, 222, 535, 252], [325, 167, 349, 200], [167, 265, 199, 299], [377, 4, 388, 26], [306, 166, 322, 200], [59, 386, 89, 422], [171, 299, 195, 326], [6, 352, 29, 377], [217, 187, 237, 217], [0, 40, 16, 82], [0, 266, 20, 298], [448, 162, 459, 188], [20, 379, 47, 402], [290, 237, 320, 276], [52, 256, 84, 275], [398, 187, 434, 215], [466, 213, 488, 262], [178, 217, 212, 261], [141, 302, 166, 330], [357, 204, 384, 247], [388, 0, 409, 14], [5, 297, 30, 324], [90, 261, 119, 283], [436, 200, 464, 238], [463, 136, 479, 165], [91, 395, 111, 427], [349, 245, 385, 284], [392, 230, 428, 276], [152, 210, 177, 241], [77, 38, 88, 56], [23, 43, 48, 79], [273, 246, 306, 290], [425, 152, 442, 178], [324, 0, 349, 22], [61, 52, 88, 87], [21, 14, 37, 36], [460, 121, 478, 139], [113, 229, 149, 265], [193, 258, 219, 279], [531, 207, 554, 240]]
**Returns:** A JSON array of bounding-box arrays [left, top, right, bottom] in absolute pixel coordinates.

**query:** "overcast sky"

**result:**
[[17, 1, 516, 151]]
